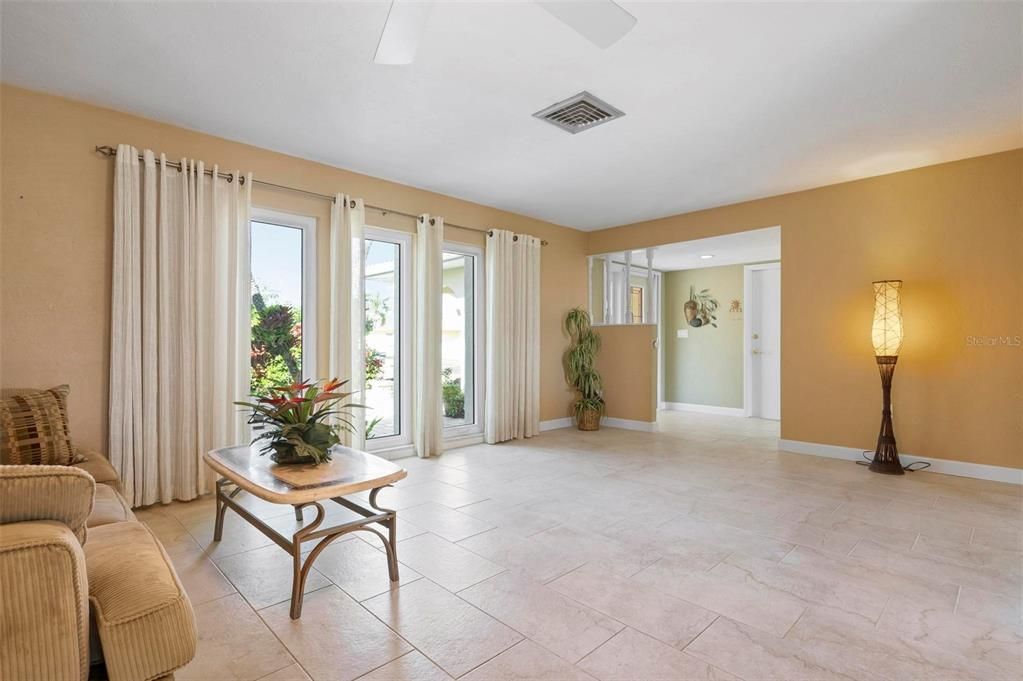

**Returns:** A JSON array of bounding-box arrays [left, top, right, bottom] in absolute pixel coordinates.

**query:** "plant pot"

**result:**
[[269, 442, 330, 465], [577, 408, 601, 431], [683, 300, 698, 324]]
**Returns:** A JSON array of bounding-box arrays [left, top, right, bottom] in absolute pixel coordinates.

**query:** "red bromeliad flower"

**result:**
[[235, 377, 365, 465], [272, 380, 313, 395]]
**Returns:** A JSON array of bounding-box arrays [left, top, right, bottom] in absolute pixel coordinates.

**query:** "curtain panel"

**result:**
[[110, 144, 251, 506], [414, 214, 444, 457], [484, 229, 541, 444], [328, 194, 366, 450]]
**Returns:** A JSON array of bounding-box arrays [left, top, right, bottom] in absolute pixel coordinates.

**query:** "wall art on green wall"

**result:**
[[683, 285, 719, 328], [729, 298, 743, 320]]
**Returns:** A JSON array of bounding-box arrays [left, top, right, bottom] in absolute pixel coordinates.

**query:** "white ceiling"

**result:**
[[609, 226, 780, 272], [2, 2, 1020, 231]]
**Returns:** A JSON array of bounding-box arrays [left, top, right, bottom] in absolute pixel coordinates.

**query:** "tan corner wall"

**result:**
[[0, 85, 588, 450], [594, 324, 658, 423], [587, 149, 1023, 469]]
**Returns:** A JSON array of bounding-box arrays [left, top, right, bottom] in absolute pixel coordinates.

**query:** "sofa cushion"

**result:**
[[0, 385, 83, 466], [84, 522, 196, 681], [87, 485, 135, 528], [72, 448, 121, 492]]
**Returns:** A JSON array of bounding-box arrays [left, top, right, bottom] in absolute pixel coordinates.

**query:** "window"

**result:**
[[363, 228, 411, 448], [249, 210, 316, 397], [442, 245, 483, 436]]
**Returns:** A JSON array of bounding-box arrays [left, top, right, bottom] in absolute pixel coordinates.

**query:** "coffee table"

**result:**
[[203, 444, 407, 619]]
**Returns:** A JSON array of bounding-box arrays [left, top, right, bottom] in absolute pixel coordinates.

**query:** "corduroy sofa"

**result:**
[[0, 444, 197, 680]]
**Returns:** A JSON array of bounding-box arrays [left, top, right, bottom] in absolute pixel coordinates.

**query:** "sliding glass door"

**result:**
[[363, 228, 411, 448], [441, 245, 483, 436], [249, 210, 316, 397]]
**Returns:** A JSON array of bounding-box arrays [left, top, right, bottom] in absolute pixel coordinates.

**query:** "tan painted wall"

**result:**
[[0, 85, 588, 450], [588, 150, 1023, 469], [594, 324, 658, 424]]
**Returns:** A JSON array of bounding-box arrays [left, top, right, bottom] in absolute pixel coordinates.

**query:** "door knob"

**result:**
[[752, 349, 762, 355]]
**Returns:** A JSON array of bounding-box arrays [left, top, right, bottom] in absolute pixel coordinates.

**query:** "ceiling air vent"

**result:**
[[533, 91, 624, 134]]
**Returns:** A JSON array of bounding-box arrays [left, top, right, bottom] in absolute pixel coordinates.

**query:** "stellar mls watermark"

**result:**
[[965, 335, 1022, 347]]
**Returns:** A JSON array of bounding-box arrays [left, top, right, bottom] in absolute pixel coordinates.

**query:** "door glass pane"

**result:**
[[250, 221, 304, 397], [364, 239, 400, 439], [442, 251, 474, 428]]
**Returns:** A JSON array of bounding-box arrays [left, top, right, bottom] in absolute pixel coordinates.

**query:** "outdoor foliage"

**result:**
[[251, 288, 302, 397], [365, 348, 385, 387], [365, 292, 389, 334], [442, 368, 465, 419]]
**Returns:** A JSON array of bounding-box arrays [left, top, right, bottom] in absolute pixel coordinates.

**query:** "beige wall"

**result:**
[[0, 85, 588, 450], [594, 324, 658, 423], [588, 150, 1023, 469], [3, 85, 1019, 468], [662, 265, 746, 409]]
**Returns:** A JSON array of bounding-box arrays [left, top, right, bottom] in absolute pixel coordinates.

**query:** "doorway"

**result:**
[[745, 262, 781, 420]]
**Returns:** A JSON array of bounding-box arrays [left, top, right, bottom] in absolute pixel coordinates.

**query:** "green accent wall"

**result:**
[[662, 264, 746, 408]]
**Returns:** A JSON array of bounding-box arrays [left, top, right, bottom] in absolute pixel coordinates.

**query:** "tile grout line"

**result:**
[[680, 614, 721, 652], [780, 606, 808, 640]]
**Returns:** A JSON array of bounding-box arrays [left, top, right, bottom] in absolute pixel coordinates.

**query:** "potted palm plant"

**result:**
[[563, 307, 604, 431]]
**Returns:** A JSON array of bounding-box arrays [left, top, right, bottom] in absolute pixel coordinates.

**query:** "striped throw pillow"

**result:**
[[0, 385, 78, 465]]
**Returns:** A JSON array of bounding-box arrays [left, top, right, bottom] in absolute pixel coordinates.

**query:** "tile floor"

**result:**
[[135, 412, 1022, 681]]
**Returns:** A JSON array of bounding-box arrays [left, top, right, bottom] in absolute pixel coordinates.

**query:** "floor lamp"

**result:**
[[869, 280, 904, 475]]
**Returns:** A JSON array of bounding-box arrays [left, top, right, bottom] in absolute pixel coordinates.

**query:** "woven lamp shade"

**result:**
[[871, 280, 904, 357]]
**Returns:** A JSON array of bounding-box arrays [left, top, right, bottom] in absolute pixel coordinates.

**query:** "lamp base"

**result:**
[[868, 444, 905, 475], [868, 356, 904, 476]]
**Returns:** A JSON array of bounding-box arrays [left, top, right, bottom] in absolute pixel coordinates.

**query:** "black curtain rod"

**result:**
[[95, 146, 548, 246]]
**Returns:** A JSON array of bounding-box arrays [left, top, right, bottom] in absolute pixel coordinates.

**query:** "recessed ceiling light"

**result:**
[[700, 254, 714, 260]]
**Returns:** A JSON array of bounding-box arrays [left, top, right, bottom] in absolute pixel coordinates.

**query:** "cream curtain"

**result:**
[[328, 194, 366, 450], [414, 214, 444, 457], [485, 229, 541, 444], [110, 144, 251, 507]]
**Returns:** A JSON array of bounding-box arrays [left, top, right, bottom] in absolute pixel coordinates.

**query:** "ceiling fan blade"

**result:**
[[536, 0, 637, 49], [373, 0, 434, 65]]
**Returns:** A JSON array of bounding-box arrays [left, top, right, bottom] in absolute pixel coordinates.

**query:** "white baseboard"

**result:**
[[539, 417, 574, 432], [602, 417, 658, 432], [660, 401, 746, 417], [539, 416, 658, 433], [444, 433, 485, 450], [778, 439, 1022, 485], [366, 443, 417, 461]]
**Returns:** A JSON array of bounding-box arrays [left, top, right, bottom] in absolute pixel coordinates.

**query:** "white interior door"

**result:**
[[749, 265, 781, 420]]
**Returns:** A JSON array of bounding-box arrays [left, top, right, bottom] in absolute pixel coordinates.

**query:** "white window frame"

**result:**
[[441, 242, 485, 442], [249, 207, 318, 383], [363, 226, 413, 454]]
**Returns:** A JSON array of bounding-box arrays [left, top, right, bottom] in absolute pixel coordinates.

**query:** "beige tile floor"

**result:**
[[135, 412, 1022, 681]]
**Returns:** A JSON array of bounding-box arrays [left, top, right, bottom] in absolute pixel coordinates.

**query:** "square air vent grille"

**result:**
[[533, 91, 624, 134]]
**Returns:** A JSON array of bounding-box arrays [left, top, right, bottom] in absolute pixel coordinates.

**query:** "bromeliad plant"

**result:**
[[235, 378, 364, 465], [563, 307, 605, 429]]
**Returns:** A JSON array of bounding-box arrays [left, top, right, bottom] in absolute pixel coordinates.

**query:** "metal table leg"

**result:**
[[212, 479, 400, 620]]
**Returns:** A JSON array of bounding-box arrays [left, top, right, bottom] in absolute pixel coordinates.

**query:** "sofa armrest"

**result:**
[[0, 465, 95, 543], [72, 447, 121, 493], [0, 520, 90, 681]]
